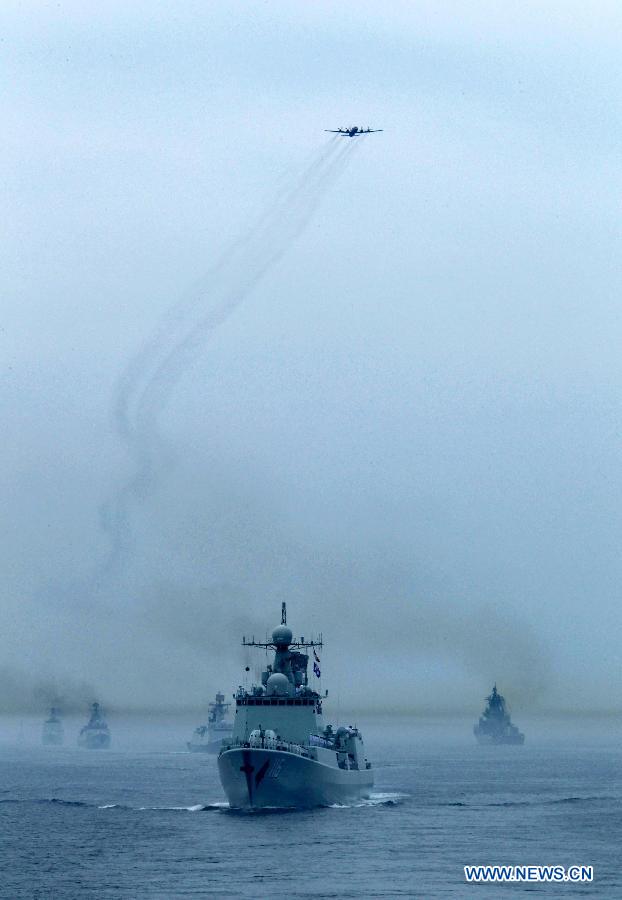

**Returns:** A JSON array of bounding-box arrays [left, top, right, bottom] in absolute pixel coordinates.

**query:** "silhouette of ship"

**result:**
[[77, 702, 111, 749], [42, 707, 64, 746], [474, 684, 524, 745], [187, 692, 233, 753]]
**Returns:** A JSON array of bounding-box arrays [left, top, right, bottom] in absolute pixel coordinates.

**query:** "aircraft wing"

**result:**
[[324, 129, 344, 133]]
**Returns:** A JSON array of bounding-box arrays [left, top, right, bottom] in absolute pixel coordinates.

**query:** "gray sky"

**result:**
[[2, 1, 622, 714]]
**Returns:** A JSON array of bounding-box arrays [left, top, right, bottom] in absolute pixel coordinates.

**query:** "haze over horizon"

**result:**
[[3, 1, 622, 715]]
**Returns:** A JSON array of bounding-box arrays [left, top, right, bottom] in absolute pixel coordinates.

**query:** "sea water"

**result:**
[[1, 716, 619, 898]]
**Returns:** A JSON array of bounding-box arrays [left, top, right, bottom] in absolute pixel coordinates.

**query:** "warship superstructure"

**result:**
[[187, 692, 233, 753], [217, 604, 373, 809], [77, 702, 111, 749], [473, 684, 525, 745], [41, 707, 64, 746]]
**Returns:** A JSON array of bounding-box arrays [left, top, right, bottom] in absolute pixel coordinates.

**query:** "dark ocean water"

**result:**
[[0, 716, 619, 898]]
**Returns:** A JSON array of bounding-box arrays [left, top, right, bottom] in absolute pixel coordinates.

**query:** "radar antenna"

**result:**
[[242, 603, 323, 650]]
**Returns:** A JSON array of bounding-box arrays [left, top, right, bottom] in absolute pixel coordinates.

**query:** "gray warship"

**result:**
[[474, 684, 525, 745], [217, 604, 373, 809], [41, 707, 64, 746], [77, 702, 111, 749], [187, 692, 233, 753]]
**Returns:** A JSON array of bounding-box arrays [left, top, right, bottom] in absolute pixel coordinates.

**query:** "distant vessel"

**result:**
[[474, 684, 525, 745], [217, 603, 373, 809], [42, 707, 64, 746], [187, 692, 233, 753], [77, 702, 111, 749]]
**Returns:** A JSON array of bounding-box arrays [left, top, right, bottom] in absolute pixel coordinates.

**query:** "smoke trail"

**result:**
[[113, 138, 343, 444], [100, 137, 361, 575]]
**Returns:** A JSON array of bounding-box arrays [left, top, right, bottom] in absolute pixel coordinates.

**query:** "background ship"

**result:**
[[473, 684, 525, 745], [187, 692, 233, 753], [77, 702, 111, 749], [217, 603, 373, 808], [41, 707, 64, 746]]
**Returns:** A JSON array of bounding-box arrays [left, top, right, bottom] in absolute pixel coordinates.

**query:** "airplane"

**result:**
[[324, 126, 383, 137]]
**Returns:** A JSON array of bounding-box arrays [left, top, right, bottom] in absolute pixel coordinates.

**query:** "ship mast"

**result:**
[[242, 602, 323, 650]]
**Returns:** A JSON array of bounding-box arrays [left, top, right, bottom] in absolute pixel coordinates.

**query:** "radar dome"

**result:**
[[266, 673, 290, 696], [272, 625, 293, 646]]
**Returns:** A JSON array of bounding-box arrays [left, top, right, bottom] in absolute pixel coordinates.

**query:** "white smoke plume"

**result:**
[[99, 137, 361, 577]]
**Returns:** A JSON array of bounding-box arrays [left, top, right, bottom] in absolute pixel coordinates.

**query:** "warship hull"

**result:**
[[78, 731, 111, 750], [218, 747, 373, 809], [474, 731, 525, 746]]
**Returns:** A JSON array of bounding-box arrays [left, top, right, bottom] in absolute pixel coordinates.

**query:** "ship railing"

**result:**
[[219, 736, 317, 760], [309, 734, 334, 749]]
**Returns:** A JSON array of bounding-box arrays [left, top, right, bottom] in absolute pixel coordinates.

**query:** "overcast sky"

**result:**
[[2, 1, 622, 714]]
